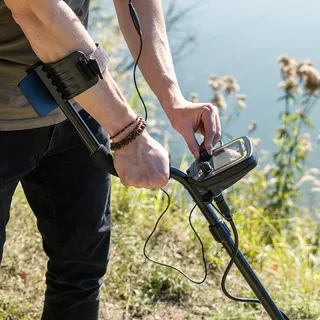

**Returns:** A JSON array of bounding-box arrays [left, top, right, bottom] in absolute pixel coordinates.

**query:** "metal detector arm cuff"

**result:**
[[42, 43, 110, 100]]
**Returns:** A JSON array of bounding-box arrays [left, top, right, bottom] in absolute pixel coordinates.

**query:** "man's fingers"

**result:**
[[184, 127, 200, 160], [213, 112, 221, 146], [202, 105, 220, 154]]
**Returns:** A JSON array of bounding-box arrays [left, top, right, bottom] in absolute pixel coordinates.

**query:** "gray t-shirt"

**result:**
[[0, 0, 90, 131]]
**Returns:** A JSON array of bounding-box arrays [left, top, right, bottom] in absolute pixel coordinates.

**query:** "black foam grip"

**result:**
[[91, 145, 118, 177]]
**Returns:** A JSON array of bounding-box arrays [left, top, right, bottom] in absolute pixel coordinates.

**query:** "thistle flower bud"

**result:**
[[190, 92, 199, 103], [236, 94, 247, 100], [277, 77, 299, 94], [280, 65, 297, 79], [298, 133, 312, 157], [251, 138, 262, 146], [297, 64, 320, 94], [209, 74, 218, 81], [212, 93, 227, 110], [248, 120, 257, 133], [208, 80, 220, 91], [278, 54, 294, 67], [236, 100, 246, 109]]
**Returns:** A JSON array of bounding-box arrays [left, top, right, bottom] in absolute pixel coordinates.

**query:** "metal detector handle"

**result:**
[[91, 145, 118, 177]]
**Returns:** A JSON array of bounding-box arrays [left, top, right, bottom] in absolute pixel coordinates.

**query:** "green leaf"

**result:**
[[293, 127, 299, 136], [289, 113, 299, 123], [303, 115, 314, 128]]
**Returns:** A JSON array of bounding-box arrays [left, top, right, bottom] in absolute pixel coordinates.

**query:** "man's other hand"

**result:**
[[165, 99, 221, 160]]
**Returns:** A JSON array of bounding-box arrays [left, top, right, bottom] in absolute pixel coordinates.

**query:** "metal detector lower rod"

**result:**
[[170, 168, 285, 320], [57, 100, 99, 154]]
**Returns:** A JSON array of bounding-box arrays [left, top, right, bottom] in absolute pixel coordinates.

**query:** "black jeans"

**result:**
[[0, 111, 111, 320]]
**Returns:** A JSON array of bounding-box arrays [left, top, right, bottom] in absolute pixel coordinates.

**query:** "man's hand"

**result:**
[[114, 131, 170, 189], [165, 99, 221, 160]]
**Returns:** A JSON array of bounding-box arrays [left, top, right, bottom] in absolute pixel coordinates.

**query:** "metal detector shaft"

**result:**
[[170, 168, 285, 320], [33, 65, 118, 176]]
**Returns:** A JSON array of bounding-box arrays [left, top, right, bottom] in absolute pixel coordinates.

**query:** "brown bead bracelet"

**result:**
[[110, 117, 147, 151], [110, 115, 139, 140]]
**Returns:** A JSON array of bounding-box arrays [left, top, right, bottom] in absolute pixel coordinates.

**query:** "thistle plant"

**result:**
[[264, 55, 320, 219], [190, 74, 247, 141], [210, 74, 247, 140]]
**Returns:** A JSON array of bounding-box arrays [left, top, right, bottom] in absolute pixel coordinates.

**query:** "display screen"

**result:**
[[212, 142, 242, 170]]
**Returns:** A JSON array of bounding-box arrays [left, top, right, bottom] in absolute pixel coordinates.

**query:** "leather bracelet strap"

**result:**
[[111, 118, 147, 151], [110, 116, 139, 139]]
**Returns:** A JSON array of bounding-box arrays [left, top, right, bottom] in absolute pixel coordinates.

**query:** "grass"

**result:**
[[0, 177, 319, 320]]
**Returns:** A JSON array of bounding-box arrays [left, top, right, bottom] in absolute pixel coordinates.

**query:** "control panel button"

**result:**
[[200, 162, 213, 174]]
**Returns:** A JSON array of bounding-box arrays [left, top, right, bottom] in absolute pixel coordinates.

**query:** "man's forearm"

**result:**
[[4, 0, 136, 138], [114, 0, 184, 111]]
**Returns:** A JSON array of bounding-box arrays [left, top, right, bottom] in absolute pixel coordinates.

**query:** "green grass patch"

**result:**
[[0, 179, 319, 319]]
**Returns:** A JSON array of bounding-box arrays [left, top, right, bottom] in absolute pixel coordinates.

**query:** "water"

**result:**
[[97, 0, 320, 169], [172, 0, 320, 158]]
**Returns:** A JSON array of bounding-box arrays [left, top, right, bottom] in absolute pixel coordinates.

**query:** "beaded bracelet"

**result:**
[[110, 115, 139, 140], [110, 117, 147, 151]]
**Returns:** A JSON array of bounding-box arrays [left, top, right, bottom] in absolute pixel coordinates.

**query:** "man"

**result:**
[[0, 0, 221, 319]]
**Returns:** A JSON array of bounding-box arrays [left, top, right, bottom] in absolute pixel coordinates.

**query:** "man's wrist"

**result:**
[[111, 117, 147, 151], [157, 79, 185, 112], [113, 129, 150, 155], [110, 116, 142, 144]]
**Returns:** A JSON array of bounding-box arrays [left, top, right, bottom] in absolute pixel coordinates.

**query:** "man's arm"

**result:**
[[4, 0, 169, 188], [5, 0, 136, 137], [114, 0, 183, 110], [114, 0, 221, 159]]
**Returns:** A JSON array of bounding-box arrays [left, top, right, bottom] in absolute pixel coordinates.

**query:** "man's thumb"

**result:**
[[184, 130, 200, 160]]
